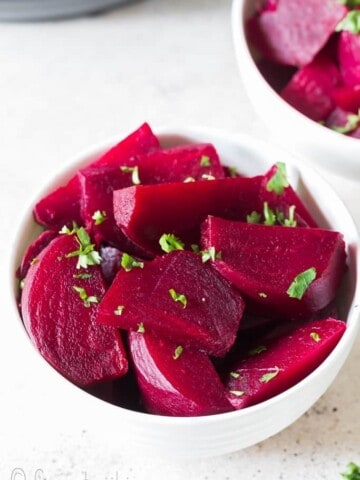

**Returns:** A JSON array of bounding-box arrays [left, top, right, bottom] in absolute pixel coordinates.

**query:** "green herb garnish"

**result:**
[[137, 322, 145, 333], [73, 286, 99, 308], [247, 211, 261, 224], [229, 371, 240, 379], [336, 10, 360, 34], [120, 253, 144, 272], [65, 227, 102, 269], [169, 288, 187, 308], [229, 390, 245, 397], [73, 273, 92, 279], [173, 345, 183, 360], [191, 244, 200, 253], [200, 155, 211, 167], [201, 174, 215, 180], [92, 209, 107, 225], [287, 267, 317, 300], [228, 166, 238, 178], [201, 246, 222, 263], [332, 112, 360, 134], [259, 366, 280, 383], [263, 202, 276, 226], [120, 165, 141, 185], [19, 278, 25, 290], [310, 332, 321, 343], [159, 233, 185, 253], [338, 0, 360, 6], [114, 305, 125, 316], [341, 462, 360, 480], [283, 205, 297, 227], [266, 162, 289, 195]]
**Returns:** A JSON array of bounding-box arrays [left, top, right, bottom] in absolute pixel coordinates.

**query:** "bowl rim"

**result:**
[[8, 125, 360, 427]]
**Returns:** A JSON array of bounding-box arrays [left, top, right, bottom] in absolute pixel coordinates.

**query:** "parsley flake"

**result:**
[[332, 112, 360, 135], [121, 253, 144, 272], [229, 390, 245, 397], [266, 162, 289, 195], [137, 322, 145, 333], [247, 211, 261, 224], [92, 210, 107, 225], [173, 345, 183, 360], [336, 10, 360, 34], [263, 202, 276, 226], [159, 233, 185, 253], [73, 286, 99, 308], [201, 174, 215, 181], [341, 462, 360, 480], [283, 205, 297, 227], [114, 305, 125, 316], [259, 366, 280, 383], [65, 227, 102, 269], [229, 371, 240, 379], [287, 267, 317, 300], [200, 155, 211, 167], [201, 246, 222, 263], [228, 166, 238, 178], [169, 288, 187, 308], [120, 165, 141, 185], [310, 332, 321, 343], [73, 273, 92, 279], [338, 0, 360, 6], [59, 222, 78, 235]]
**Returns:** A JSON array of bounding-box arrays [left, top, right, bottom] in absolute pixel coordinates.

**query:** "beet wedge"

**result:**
[[225, 318, 346, 409], [97, 251, 245, 357], [113, 175, 264, 255], [79, 143, 224, 249], [33, 123, 159, 230], [247, 0, 347, 67], [201, 216, 346, 319], [129, 331, 233, 416], [21, 231, 128, 386]]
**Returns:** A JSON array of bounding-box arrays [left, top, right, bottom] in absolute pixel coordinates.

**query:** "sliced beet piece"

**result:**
[[129, 331, 233, 416], [333, 85, 360, 113], [201, 217, 346, 319], [225, 318, 346, 409], [338, 31, 360, 87], [33, 123, 159, 231], [247, 0, 347, 67], [113, 175, 264, 255], [19, 229, 58, 279], [21, 232, 128, 386], [97, 251, 244, 357], [280, 53, 341, 121]]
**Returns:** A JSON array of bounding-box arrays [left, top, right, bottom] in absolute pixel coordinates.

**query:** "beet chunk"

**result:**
[[201, 217, 346, 319], [247, 0, 347, 67], [281, 53, 341, 121], [333, 85, 360, 114], [19, 229, 58, 279], [33, 123, 159, 231], [338, 31, 360, 88], [113, 176, 264, 255], [97, 251, 244, 357], [225, 318, 346, 409], [129, 331, 233, 416], [21, 232, 128, 386]]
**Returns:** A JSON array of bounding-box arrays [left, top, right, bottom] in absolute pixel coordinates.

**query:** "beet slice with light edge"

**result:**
[[21, 232, 128, 386], [201, 216, 346, 319], [33, 123, 159, 230], [97, 251, 245, 357], [247, 0, 347, 67], [129, 331, 233, 416], [225, 318, 346, 409]]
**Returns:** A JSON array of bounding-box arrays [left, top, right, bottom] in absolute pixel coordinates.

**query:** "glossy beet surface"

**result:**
[[129, 331, 233, 416], [21, 233, 128, 386], [97, 251, 245, 357], [202, 216, 346, 319], [225, 318, 346, 409]]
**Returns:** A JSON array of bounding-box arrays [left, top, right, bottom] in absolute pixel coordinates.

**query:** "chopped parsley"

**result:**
[[73, 286, 99, 308], [73, 273, 92, 279], [336, 10, 360, 34], [200, 155, 211, 167], [228, 166, 238, 178], [137, 322, 145, 333], [65, 227, 102, 269], [120, 165, 141, 185], [283, 205, 297, 227], [169, 288, 187, 308], [120, 253, 144, 272], [92, 209, 107, 225], [59, 222, 78, 235], [159, 233, 184, 253], [114, 305, 125, 316], [249, 345, 267, 356], [287, 267, 317, 300], [229, 390, 245, 397], [310, 332, 321, 343], [331, 112, 360, 135], [201, 246, 222, 263], [229, 371, 240, 379], [247, 211, 261, 224], [201, 174, 215, 180], [341, 462, 360, 480], [266, 162, 289, 195], [263, 202, 276, 226], [173, 345, 183, 360], [338, 0, 360, 6], [259, 366, 280, 383]]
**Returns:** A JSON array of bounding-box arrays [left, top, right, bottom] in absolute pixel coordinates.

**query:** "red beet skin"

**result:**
[[225, 318, 346, 409], [129, 331, 233, 416], [201, 217, 346, 319], [281, 53, 342, 121], [97, 251, 245, 357], [21, 233, 128, 386], [338, 31, 360, 88], [113, 176, 264, 255], [247, 0, 347, 67], [33, 123, 159, 230]]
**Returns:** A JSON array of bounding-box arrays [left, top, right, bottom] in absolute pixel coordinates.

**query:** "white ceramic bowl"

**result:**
[[231, 0, 360, 179], [9, 127, 360, 458]]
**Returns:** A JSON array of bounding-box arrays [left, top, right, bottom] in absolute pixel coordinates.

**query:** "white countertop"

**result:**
[[1, 0, 359, 478]]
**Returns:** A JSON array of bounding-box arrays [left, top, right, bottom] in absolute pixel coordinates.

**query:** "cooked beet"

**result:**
[[257, 58, 297, 92], [113, 176, 264, 255], [21, 232, 128, 386], [325, 107, 360, 136], [33, 123, 159, 231], [338, 31, 360, 87], [281, 53, 341, 121], [97, 251, 244, 357], [19, 229, 58, 279], [129, 331, 233, 416], [247, 0, 347, 67], [333, 85, 360, 113], [201, 216, 346, 319], [225, 318, 346, 409]]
